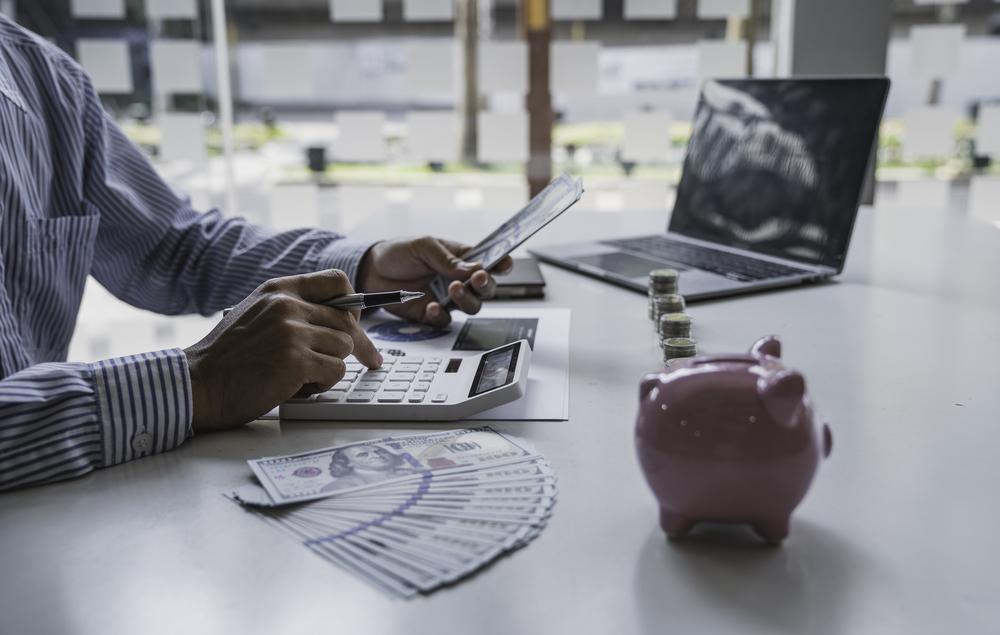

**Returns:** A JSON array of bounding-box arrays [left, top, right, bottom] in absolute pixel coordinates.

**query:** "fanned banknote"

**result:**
[[226, 428, 556, 598]]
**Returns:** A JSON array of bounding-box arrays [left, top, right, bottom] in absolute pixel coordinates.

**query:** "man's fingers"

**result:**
[[415, 237, 481, 281], [493, 255, 515, 275], [346, 311, 382, 369], [468, 270, 497, 299], [448, 280, 483, 315], [421, 301, 452, 327], [274, 269, 355, 303]]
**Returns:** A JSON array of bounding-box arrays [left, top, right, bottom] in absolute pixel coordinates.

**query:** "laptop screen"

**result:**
[[668, 78, 889, 270]]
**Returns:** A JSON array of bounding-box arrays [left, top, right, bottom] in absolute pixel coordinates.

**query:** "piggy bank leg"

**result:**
[[751, 517, 790, 545], [660, 509, 696, 538]]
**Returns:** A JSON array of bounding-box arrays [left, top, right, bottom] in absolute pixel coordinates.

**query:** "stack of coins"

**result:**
[[662, 337, 697, 363], [650, 293, 686, 324], [658, 312, 692, 340], [647, 269, 679, 320]]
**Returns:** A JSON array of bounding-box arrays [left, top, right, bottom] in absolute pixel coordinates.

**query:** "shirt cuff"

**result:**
[[90, 349, 193, 467], [313, 238, 379, 289]]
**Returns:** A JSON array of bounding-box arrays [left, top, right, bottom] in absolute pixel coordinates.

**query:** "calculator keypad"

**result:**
[[295, 356, 444, 405]]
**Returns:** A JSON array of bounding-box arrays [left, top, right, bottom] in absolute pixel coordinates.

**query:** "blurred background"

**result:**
[[3, 0, 999, 360]]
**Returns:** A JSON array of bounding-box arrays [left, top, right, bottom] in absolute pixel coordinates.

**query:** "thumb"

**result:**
[[417, 237, 480, 281]]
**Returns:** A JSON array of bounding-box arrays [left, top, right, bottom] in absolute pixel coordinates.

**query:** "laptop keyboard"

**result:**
[[603, 236, 807, 282]]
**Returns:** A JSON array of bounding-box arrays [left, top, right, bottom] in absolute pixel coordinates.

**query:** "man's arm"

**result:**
[[64, 58, 371, 317], [0, 350, 191, 491]]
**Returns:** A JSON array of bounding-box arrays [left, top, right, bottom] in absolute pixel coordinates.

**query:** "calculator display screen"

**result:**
[[469, 343, 520, 397]]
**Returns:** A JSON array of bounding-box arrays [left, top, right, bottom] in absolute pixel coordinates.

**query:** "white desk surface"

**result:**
[[2, 206, 999, 634]]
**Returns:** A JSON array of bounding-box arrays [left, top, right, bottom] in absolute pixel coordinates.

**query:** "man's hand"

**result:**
[[183, 270, 382, 432], [356, 236, 514, 327]]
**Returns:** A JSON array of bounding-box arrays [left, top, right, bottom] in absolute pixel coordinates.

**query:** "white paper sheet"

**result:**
[[150, 40, 202, 94], [696, 39, 747, 79], [622, 111, 672, 162], [975, 104, 1000, 156], [158, 113, 207, 165], [329, 0, 382, 22], [624, 0, 678, 19], [334, 111, 385, 162], [146, 0, 197, 19], [477, 111, 529, 163], [269, 183, 321, 231], [403, 0, 454, 21], [697, 0, 749, 18], [479, 41, 528, 94], [551, 0, 602, 19], [71, 0, 124, 19], [902, 107, 959, 161], [406, 111, 458, 163], [361, 308, 570, 421], [968, 176, 1000, 224], [551, 41, 600, 96], [405, 42, 456, 97], [76, 39, 132, 94], [910, 24, 965, 78]]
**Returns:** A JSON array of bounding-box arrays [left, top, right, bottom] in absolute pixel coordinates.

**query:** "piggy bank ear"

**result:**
[[751, 335, 782, 359], [757, 370, 805, 428], [639, 375, 660, 401]]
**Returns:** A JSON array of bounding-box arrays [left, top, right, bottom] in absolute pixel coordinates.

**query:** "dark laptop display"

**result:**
[[669, 78, 889, 270], [530, 77, 890, 301]]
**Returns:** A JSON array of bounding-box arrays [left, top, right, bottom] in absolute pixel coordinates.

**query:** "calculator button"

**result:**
[[403, 356, 423, 363], [361, 371, 388, 381], [418, 373, 436, 382], [423, 362, 440, 370], [355, 381, 381, 391], [383, 381, 410, 391], [314, 391, 346, 402], [428, 357, 442, 362], [377, 392, 406, 402], [408, 393, 425, 403], [333, 381, 352, 392], [389, 372, 416, 381], [431, 393, 448, 403], [341, 372, 359, 382], [412, 382, 431, 392], [346, 391, 375, 402], [395, 363, 421, 372], [345, 363, 363, 372]]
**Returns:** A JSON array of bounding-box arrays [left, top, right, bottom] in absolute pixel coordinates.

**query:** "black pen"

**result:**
[[222, 290, 424, 317]]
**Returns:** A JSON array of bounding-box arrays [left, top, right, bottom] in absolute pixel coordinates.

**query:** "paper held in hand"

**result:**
[[243, 427, 539, 506]]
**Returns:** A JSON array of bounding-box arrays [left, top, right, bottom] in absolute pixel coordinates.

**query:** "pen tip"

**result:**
[[401, 291, 424, 303]]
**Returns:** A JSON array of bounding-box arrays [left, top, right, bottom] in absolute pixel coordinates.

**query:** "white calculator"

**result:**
[[279, 340, 531, 421]]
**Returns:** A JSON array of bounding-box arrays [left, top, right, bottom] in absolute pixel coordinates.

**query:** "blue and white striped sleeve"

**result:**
[[65, 55, 374, 317], [0, 349, 192, 491]]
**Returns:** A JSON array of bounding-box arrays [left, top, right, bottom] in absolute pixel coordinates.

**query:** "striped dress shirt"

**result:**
[[0, 17, 371, 490]]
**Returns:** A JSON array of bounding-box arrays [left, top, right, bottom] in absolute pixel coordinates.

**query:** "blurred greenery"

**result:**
[[122, 116, 996, 183]]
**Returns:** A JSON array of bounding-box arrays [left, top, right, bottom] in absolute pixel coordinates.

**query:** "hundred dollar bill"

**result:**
[[246, 427, 538, 506]]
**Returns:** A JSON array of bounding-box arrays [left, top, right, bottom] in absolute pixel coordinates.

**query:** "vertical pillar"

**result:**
[[772, 0, 891, 205], [458, 0, 479, 164], [523, 0, 552, 197]]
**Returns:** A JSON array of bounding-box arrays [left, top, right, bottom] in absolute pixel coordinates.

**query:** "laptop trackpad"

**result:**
[[573, 252, 675, 278]]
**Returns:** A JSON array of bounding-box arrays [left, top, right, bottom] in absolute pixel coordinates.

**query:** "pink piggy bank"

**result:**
[[635, 336, 832, 544]]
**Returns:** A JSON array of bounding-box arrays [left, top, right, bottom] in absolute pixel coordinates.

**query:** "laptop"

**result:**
[[530, 77, 890, 301]]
